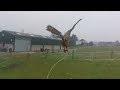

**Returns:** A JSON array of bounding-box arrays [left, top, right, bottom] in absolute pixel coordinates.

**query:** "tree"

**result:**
[[80, 39, 87, 46], [69, 34, 78, 47], [88, 41, 94, 46], [115, 40, 119, 46]]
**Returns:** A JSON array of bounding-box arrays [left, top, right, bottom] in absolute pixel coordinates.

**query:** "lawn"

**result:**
[[0, 46, 120, 79]]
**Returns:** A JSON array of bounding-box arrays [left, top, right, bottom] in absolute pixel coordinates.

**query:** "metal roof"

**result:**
[[2, 30, 61, 40]]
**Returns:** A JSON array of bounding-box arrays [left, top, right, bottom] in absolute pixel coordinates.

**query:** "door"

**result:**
[[15, 38, 31, 52]]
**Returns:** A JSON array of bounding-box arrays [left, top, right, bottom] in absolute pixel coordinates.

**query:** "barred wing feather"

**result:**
[[46, 25, 61, 35], [63, 19, 82, 41]]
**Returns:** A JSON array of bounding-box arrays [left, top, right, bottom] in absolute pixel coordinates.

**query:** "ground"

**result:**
[[0, 46, 120, 79]]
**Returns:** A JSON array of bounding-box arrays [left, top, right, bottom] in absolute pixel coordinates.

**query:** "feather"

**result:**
[[63, 19, 82, 41], [46, 25, 62, 35]]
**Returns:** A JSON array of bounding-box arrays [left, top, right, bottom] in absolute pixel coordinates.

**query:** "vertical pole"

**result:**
[[13, 36, 15, 52], [72, 49, 74, 60], [111, 49, 113, 59], [43, 44, 44, 50], [13, 42, 14, 52], [30, 40, 32, 51], [8, 47, 12, 57], [91, 52, 94, 60], [9, 48, 12, 57], [42, 45, 45, 54], [45, 49, 48, 59], [52, 45, 54, 53], [60, 44, 61, 50], [2, 34, 4, 48]]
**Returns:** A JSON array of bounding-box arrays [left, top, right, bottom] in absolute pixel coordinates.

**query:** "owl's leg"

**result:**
[[65, 47, 68, 53], [64, 46, 68, 53], [63, 46, 66, 53], [65, 46, 68, 52]]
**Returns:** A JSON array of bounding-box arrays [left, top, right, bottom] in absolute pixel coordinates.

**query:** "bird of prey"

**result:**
[[46, 19, 82, 53]]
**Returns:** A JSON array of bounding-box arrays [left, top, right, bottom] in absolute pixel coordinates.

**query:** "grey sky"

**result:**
[[0, 11, 120, 42]]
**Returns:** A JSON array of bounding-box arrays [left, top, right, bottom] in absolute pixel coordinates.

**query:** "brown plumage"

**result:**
[[46, 19, 82, 53]]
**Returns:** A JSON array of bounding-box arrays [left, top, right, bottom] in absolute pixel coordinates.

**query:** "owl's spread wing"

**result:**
[[63, 19, 82, 41], [46, 25, 64, 40]]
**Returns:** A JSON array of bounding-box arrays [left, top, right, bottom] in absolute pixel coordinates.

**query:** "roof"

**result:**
[[2, 30, 61, 40]]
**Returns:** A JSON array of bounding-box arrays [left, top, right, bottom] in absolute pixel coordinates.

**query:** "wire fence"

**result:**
[[71, 49, 120, 61], [0, 48, 120, 70]]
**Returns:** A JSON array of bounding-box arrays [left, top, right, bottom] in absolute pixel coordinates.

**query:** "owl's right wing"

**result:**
[[46, 25, 64, 40]]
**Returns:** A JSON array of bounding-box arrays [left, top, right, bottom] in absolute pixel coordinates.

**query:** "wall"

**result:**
[[0, 43, 13, 52], [4, 44, 13, 51], [31, 45, 62, 52], [31, 45, 43, 51]]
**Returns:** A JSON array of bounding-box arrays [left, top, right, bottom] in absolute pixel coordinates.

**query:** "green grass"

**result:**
[[0, 46, 120, 79]]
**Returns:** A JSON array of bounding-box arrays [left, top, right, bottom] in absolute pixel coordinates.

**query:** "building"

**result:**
[[76, 40, 82, 45], [0, 30, 62, 52], [94, 41, 120, 47]]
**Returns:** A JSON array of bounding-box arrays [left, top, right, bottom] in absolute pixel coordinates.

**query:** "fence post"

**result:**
[[45, 49, 48, 59], [9, 51, 12, 57], [91, 52, 94, 60], [111, 49, 113, 59], [72, 49, 74, 60], [52, 45, 54, 53], [9, 48, 12, 57]]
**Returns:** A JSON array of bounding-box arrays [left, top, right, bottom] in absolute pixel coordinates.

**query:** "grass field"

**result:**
[[1, 46, 120, 79]]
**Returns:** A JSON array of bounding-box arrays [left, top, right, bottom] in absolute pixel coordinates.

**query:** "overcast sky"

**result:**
[[0, 11, 120, 42]]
